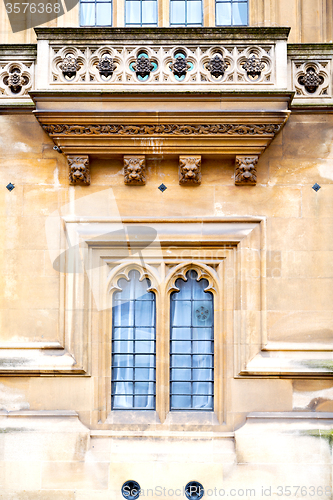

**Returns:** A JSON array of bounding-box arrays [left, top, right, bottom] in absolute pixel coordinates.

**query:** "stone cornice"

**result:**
[[34, 26, 291, 43]]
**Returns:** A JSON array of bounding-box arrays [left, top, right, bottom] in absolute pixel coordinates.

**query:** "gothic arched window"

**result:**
[[170, 269, 214, 410], [111, 270, 156, 410]]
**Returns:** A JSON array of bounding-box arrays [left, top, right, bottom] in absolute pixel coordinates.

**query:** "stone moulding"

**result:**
[[43, 123, 281, 136], [179, 156, 202, 185], [123, 155, 146, 185]]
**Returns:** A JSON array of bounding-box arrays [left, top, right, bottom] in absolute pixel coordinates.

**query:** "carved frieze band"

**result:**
[[179, 156, 201, 185], [124, 155, 146, 185], [235, 156, 259, 185], [43, 124, 281, 136], [67, 155, 90, 185]]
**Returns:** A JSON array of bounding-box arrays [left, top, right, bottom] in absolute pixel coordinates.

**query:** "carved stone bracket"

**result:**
[[67, 155, 90, 185], [235, 156, 259, 185], [124, 155, 146, 185], [179, 156, 202, 185]]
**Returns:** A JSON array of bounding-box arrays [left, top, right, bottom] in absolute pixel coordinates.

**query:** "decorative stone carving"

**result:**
[[97, 54, 116, 78], [235, 156, 259, 185], [123, 156, 146, 185], [171, 55, 190, 78], [206, 54, 228, 78], [43, 123, 281, 137], [50, 43, 274, 85], [179, 156, 202, 185], [242, 54, 265, 79], [60, 54, 80, 80], [298, 67, 324, 94], [133, 55, 154, 79], [0, 62, 32, 97], [67, 155, 90, 185]]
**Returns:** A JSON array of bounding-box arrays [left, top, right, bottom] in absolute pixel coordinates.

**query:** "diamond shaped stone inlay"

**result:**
[[158, 183, 167, 192], [312, 183, 321, 192], [6, 183, 15, 192]]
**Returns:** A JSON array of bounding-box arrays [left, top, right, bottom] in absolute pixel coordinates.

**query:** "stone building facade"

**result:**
[[0, 0, 333, 498]]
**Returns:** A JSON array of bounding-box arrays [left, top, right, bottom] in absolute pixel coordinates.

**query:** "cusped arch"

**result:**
[[107, 261, 160, 296], [165, 261, 219, 296]]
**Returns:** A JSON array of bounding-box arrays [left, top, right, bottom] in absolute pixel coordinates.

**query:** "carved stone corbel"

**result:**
[[235, 156, 258, 185], [67, 155, 90, 185], [124, 156, 146, 185], [179, 156, 201, 185]]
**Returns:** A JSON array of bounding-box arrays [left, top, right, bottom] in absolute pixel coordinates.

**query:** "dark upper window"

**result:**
[[170, 0, 203, 26], [216, 0, 248, 25], [80, 0, 112, 25], [111, 270, 156, 410], [170, 270, 214, 411]]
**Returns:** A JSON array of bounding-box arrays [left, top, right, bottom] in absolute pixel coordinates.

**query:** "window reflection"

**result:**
[[80, 0, 112, 25], [215, 0, 248, 26], [170, 0, 203, 26], [111, 270, 156, 410], [125, 0, 158, 25], [170, 270, 214, 411]]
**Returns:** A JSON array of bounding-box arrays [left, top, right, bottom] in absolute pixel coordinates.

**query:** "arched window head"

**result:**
[[170, 269, 214, 411], [112, 269, 156, 410]]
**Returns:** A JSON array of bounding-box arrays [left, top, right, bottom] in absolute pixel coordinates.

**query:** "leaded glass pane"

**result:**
[[170, 270, 214, 411], [111, 270, 156, 410]]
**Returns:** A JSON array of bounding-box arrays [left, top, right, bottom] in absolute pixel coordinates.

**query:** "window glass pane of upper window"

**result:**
[[186, 0, 202, 24], [142, 1, 158, 24], [126, 0, 141, 24], [125, 0, 158, 25], [216, 2, 231, 25], [215, 0, 248, 26], [112, 270, 156, 410], [96, 2, 112, 25], [170, 270, 214, 411], [170, 0, 186, 24], [80, 2, 95, 25]]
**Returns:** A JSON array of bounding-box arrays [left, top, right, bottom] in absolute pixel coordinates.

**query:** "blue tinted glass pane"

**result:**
[[193, 395, 213, 409], [192, 328, 213, 340], [187, 0, 202, 24], [233, 2, 247, 25], [172, 340, 192, 353], [126, 0, 141, 24], [135, 382, 154, 394], [171, 368, 191, 380], [171, 301, 192, 326], [113, 340, 134, 353], [135, 328, 155, 340], [193, 278, 209, 299], [81, 3, 95, 25], [171, 382, 191, 394], [216, 2, 231, 25], [172, 355, 191, 367], [135, 300, 155, 326], [135, 355, 155, 367], [142, 0, 157, 23], [193, 341, 213, 354], [193, 369, 213, 381], [171, 395, 191, 408], [134, 395, 154, 408], [170, 0, 185, 24], [112, 366, 133, 380], [171, 328, 191, 340], [113, 394, 133, 408], [172, 278, 191, 299], [135, 367, 155, 380], [96, 2, 112, 25], [193, 382, 213, 394], [113, 328, 134, 340], [113, 354, 134, 367], [193, 354, 213, 368], [193, 301, 213, 327], [135, 341, 154, 353], [113, 301, 134, 327]]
